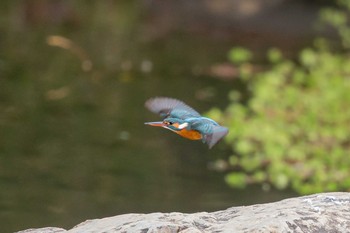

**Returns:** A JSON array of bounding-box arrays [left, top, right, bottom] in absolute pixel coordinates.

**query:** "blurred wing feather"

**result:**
[[190, 118, 228, 149], [203, 125, 228, 149], [145, 97, 201, 119]]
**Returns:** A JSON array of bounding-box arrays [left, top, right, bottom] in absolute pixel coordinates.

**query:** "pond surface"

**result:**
[[0, 1, 305, 232]]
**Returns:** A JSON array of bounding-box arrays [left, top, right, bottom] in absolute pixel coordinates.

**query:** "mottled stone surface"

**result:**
[[17, 192, 350, 233]]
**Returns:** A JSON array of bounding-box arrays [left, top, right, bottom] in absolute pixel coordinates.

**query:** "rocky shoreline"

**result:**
[[17, 192, 350, 233]]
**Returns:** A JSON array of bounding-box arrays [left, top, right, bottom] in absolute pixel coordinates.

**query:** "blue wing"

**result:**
[[145, 97, 201, 119], [203, 125, 228, 149], [189, 118, 229, 149]]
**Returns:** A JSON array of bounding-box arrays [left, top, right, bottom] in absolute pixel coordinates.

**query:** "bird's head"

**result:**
[[144, 118, 189, 132]]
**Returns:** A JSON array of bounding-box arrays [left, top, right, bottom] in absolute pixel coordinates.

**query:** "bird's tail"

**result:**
[[204, 126, 229, 149]]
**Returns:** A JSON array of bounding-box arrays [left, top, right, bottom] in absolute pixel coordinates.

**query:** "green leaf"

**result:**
[[228, 47, 252, 64], [225, 172, 247, 188]]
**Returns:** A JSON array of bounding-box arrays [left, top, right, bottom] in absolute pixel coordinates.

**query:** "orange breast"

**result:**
[[175, 128, 202, 140]]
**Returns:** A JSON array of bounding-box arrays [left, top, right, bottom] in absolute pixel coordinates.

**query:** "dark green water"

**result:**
[[0, 1, 297, 232]]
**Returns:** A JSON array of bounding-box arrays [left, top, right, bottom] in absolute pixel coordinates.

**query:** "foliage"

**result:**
[[227, 46, 252, 64], [208, 2, 350, 194]]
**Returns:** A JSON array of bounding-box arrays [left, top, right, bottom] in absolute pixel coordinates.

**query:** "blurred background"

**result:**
[[0, 0, 346, 232]]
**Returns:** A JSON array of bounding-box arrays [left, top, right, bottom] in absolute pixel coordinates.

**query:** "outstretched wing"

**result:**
[[145, 97, 201, 119]]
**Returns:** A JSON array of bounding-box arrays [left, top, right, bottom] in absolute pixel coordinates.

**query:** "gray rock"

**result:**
[[17, 192, 350, 233], [17, 227, 66, 233]]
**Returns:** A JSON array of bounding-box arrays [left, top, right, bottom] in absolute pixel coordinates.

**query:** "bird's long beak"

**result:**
[[144, 121, 165, 127]]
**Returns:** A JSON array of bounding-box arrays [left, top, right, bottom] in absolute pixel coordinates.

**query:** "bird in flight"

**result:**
[[145, 97, 228, 148]]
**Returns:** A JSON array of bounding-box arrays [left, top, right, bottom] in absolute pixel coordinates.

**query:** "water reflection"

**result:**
[[0, 1, 301, 232]]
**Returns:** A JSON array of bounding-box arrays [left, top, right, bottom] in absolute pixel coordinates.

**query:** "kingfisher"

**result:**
[[144, 97, 228, 149]]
